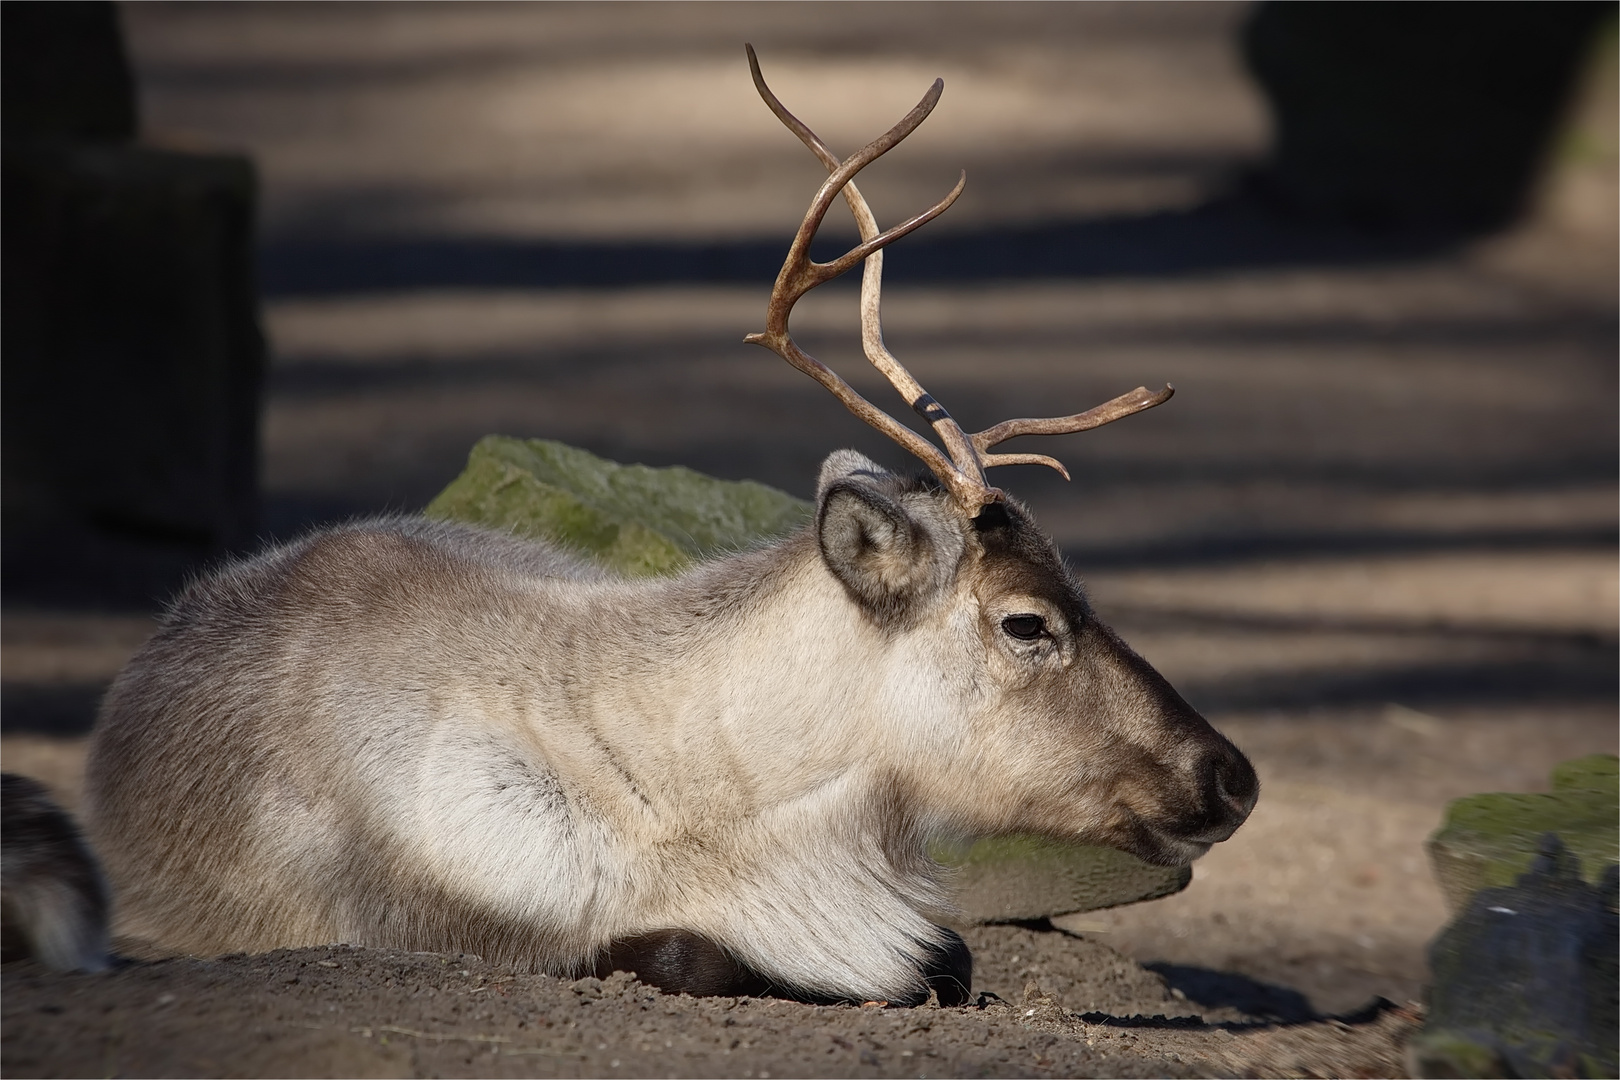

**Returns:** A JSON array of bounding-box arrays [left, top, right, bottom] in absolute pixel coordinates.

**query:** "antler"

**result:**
[[744, 45, 1174, 512]]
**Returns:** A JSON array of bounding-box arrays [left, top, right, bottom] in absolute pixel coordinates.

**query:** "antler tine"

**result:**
[[970, 385, 1176, 457], [743, 46, 977, 502], [746, 44, 839, 172], [751, 66, 963, 320]]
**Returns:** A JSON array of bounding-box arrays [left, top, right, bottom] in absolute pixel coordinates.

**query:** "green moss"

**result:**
[[932, 835, 1191, 922], [1427, 754, 1618, 912], [1406, 1029, 1512, 1079], [425, 437, 812, 577], [1552, 753, 1619, 795]]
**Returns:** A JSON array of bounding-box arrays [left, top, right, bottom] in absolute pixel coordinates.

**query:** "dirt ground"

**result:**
[[3, 930, 1422, 1080], [3, 4, 1616, 1077]]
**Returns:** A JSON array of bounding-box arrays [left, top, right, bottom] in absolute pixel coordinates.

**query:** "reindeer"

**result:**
[[1, 773, 112, 972], [82, 47, 1257, 1006]]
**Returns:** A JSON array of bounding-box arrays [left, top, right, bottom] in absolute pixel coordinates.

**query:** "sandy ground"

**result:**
[[4, 3, 1616, 1076]]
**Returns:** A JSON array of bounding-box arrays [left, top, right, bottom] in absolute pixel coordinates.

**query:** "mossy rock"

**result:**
[[933, 835, 1190, 923], [429, 437, 1196, 920], [425, 436, 812, 577], [1410, 835, 1618, 1079], [1427, 754, 1618, 913]]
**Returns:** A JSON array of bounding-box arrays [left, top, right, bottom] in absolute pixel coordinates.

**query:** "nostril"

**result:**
[[1215, 751, 1259, 816]]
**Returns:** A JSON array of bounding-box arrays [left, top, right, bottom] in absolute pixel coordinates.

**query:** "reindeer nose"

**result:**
[[1211, 743, 1259, 823]]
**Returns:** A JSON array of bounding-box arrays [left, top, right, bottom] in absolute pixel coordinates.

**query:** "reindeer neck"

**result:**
[[568, 531, 904, 816]]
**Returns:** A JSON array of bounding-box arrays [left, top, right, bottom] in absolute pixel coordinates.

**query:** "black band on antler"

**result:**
[[911, 394, 953, 425]]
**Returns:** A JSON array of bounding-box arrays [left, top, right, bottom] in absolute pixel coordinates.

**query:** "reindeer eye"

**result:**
[[1001, 614, 1046, 641]]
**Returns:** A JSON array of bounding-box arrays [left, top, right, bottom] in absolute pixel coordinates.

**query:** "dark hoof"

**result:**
[[889, 926, 972, 1007]]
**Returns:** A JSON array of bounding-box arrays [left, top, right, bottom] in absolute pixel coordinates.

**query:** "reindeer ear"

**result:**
[[816, 454, 941, 618], [816, 449, 895, 501]]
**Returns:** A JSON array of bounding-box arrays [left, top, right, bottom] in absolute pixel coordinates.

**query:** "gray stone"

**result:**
[[1410, 834, 1618, 1079]]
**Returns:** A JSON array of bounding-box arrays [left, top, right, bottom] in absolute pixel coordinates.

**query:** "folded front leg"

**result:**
[[595, 925, 972, 1006]]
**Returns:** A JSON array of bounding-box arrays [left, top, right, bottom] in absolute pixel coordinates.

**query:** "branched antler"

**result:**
[[744, 45, 1173, 512]]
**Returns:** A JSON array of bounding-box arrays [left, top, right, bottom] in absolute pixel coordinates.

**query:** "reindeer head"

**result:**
[[747, 47, 1256, 865]]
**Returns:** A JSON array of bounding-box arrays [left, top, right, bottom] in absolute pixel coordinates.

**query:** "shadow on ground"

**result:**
[[1143, 962, 1316, 1024], [261, 191, 1463, 299]]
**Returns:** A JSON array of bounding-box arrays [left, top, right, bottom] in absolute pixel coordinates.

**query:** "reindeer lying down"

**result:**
[[80, 49, 1257, 1006]]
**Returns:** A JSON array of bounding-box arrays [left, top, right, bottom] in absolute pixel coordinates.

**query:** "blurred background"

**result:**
[[3, 0, 1615, 1017]]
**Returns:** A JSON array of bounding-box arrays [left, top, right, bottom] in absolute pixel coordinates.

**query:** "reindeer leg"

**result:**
[[596, 926, 971, 1006], [595, 929, 771, 997]]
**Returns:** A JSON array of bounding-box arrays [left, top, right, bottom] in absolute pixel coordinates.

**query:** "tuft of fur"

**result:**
[[2, 773, 113, 972]]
